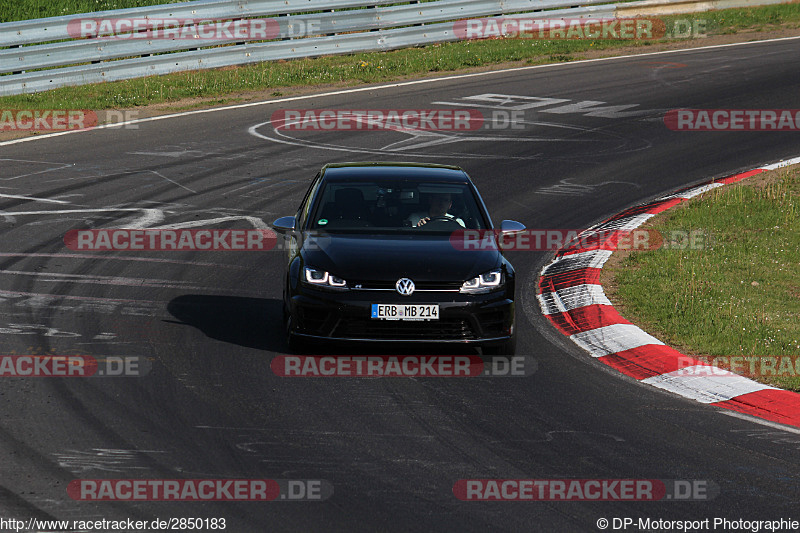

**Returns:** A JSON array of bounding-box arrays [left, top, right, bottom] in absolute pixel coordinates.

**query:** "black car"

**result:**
[[272, 162, 524, 355]]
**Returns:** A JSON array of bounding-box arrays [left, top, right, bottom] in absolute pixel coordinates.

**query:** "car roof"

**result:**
[[320, 162, 469, 183]]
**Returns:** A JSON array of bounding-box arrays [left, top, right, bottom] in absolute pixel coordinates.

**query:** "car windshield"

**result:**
[[307, 180, 490, 232]]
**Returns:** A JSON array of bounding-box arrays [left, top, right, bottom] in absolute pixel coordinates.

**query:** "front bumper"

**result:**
[[288, 287, 514, 344]]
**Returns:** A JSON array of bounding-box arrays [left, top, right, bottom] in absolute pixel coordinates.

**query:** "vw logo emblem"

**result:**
[[396, 278, 415, 296]]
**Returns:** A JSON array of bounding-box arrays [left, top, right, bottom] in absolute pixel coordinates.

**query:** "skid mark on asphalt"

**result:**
[[536, 179, 643, 196], [730, 428, 800, 447], [54, 449, 168, 475], [0, 270, 208, 290], [0, 290, 160, 318], [0, 158, 73, 181], [0, 253, 249, 270]]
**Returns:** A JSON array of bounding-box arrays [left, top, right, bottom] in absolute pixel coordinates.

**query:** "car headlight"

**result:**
[[303, 266, 348, 289], [460, 269, 503, 293]]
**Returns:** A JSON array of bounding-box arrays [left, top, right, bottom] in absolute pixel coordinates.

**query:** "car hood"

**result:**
[[302, 233, 501, 283]]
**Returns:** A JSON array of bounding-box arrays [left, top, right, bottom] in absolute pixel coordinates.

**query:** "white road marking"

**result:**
[[1, 36, 798, 148], [728, 420, 800, 437], [435, 94, 655, 118], [0, 159, 74, 180], [0, 193, 68, 204], [150, 169, 196, 194], [129, 151, 203, 157], [0, 207, 167, 228], [115, 208, 166, 229], [151, 215, 269, 229]]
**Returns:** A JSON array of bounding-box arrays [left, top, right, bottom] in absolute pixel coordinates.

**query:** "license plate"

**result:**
[[371, 304, 439, 321]]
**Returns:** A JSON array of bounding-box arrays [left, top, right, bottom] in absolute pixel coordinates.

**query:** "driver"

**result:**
[[408, 193, 465, 228]]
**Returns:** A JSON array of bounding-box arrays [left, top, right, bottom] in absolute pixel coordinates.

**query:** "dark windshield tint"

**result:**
[[308, 180, 489, 232]]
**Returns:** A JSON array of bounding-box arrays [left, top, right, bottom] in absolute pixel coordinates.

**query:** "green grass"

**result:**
[[608, 167, 800, 390], [0, 38, 646, 110], [0, 0, 179, 22], [696, 2, 800, 33], [1, 3, 799, 112]]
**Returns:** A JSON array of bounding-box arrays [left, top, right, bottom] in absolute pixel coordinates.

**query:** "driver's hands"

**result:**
[[416, 217, 430, 227]]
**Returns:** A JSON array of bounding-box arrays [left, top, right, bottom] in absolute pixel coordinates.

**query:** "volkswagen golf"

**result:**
[[272, 162, 524, 354]]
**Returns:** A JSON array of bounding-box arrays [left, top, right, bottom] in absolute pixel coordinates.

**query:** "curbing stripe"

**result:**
[[538, 284, 612, 316], [589, 213, 656, 232], [641, 367, 775, 404], [660, 182, 724, 200], [546, 305, 631, 336], [541, 249, 612, 276], [538, 157, 800, 428], [570, 324, 664, 358], [717, 169, 765, 184], [538, 267, 602, 292], [604, 198, 683, 220], [717, 389, 800, 426], [599, 345, 703, 380]]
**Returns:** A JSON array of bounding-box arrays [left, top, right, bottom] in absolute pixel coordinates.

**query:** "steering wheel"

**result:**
[[419, 215, 462, 228]]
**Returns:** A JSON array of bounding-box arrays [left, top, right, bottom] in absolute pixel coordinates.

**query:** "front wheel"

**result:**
[[285, 315, 311, 354]]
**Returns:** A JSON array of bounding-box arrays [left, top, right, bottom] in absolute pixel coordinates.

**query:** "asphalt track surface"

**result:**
[[1, 38, 800, 531]]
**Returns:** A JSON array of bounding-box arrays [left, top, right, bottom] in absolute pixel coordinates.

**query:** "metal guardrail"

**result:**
[[0, 0, 790, 96], [0, 0, 614, 74]]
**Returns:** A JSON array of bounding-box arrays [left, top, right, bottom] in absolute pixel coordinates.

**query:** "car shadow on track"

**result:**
[[166, 295, 287, 352], [166, 294, 482, 356]]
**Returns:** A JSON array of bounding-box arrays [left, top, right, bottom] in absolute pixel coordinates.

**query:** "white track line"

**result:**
[[1, 36, 800, 148]]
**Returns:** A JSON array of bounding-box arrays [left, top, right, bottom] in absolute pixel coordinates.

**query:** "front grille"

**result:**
[[333, 316, 477, 340], [297, 307, 331, 335], [475, 308, 508, 337], [351, 280, 462, 291]]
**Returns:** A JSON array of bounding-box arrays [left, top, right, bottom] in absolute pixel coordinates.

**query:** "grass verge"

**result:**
[[0, 4, 799, 112], [602, 165, 800, 391], [1, 0, 179, 22]]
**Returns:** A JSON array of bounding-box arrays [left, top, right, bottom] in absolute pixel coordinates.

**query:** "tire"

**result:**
[[285, 315, 310, 354]]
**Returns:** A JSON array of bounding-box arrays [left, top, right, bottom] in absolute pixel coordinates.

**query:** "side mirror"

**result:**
[[272, 216, 296, 234], [499, 220, 526, 234]]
